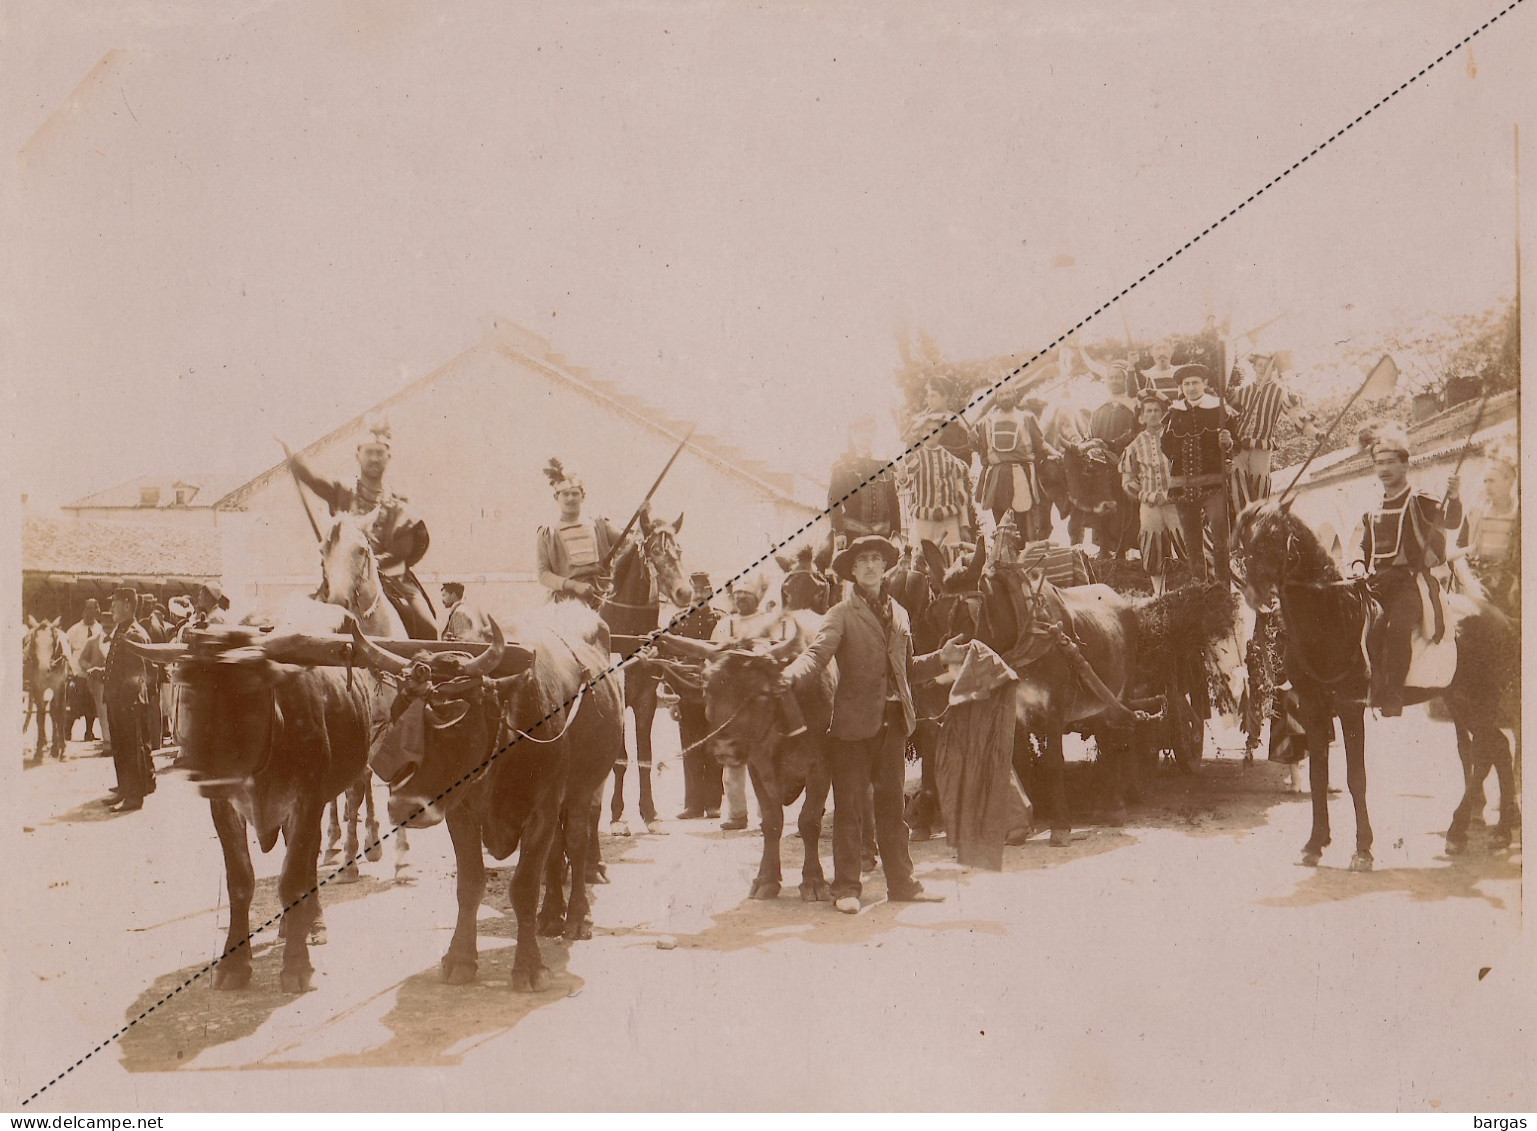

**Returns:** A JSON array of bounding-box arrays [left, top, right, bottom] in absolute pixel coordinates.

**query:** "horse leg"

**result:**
[[209, 799, 255, 990], [1300, 698, 1333, 865], [50, 693, 67, 759], [1339, 708, 1372, 871], [747, 764, 783, 900], [1036, 727, 1070, 847], [633, 680, 661, 832], [908, 721, 940, 840], [509, 804, 558, 993], [442, 806, 485, 984], [609, 740, 631, 836], [798, 763, 832, 901], [394, 825, 412, 882], [1445, 721, 1476, 856], [1484, 727, 1520, 849]]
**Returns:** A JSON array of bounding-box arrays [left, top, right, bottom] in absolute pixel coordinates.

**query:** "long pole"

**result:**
[[1515, 123, 1522, 396], [1276, 365, 1380, 506], [280, 446, 324, 543], [604, 426, 695, 564]]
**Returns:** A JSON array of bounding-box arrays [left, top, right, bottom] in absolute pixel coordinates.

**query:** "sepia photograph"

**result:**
[[3, 0, 1532, 1116]]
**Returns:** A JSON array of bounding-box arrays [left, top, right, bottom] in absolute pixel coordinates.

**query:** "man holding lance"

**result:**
[[1352, 424, 1462, 717], [283, 417, 436, 639], [536, 458, 622, 607]]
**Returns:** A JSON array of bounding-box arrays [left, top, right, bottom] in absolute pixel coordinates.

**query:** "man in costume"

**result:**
[[1456, 446, 1519, 617], [1352, 423, 1462, 717], [1162, 364, 1239, 587], [536, 458, 622, 607], [1227, 349, 1317, 512], [1139, 340, 1182, 399], [1119, 390, 1187, 595], [285, 418, 436, 639], [975, 383, 1054, 539]]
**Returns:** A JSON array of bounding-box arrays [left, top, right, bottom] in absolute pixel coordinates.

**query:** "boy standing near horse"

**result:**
[[1352, 424, 1462, 717]]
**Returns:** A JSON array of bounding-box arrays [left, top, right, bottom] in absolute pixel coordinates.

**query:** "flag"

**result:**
[[1361, 354, 1401, 400]]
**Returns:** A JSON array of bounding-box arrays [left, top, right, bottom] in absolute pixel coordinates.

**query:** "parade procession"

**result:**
[[6, 3, 1530, 1117]]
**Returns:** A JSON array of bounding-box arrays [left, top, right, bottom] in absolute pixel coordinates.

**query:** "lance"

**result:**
[[278, 439, 324, 543], [603, 426, 695, 567], [1442, 387, 1492, 508], [1276, 356, 1397, 508]]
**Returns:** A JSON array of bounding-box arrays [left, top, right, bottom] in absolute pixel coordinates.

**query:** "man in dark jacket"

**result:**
[[102, 588, 153, 812], [1353, 424, 1462, 716], [785, 536, 947, 913], [672, 571, 724, 820], [1162, 364, 1239, 586]]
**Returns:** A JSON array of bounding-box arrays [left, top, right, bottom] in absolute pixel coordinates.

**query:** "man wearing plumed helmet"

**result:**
[[1352, 422, 1463, 717], [536, 458, 623, 608], [283, 415, 436, 638]]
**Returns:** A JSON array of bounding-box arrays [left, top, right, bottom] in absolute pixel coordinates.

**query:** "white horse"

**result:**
[[316, 511, 411, 885]]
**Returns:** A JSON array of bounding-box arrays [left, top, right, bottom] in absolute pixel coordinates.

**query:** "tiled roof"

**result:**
[[1304, 388, 1519, 486], [21, 511, 223, 579], [63, 473, 249, 511]]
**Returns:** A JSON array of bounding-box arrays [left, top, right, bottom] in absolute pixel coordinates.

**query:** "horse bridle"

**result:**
[[1261, 518, 1373, 690], [28, 624, 69, 674], [601, 526, 682, 611]]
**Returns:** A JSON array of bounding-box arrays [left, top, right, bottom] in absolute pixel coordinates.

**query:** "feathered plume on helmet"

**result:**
[[1363, 421, 1410, 459], [359, 414, 392, 450], [543, 457, 583, 495], [1482, 438, 1518, 475]]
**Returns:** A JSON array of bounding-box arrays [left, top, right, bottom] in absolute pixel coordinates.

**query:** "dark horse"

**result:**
[[600, 508, 692, 835], [1234, 501, 1520, 866]]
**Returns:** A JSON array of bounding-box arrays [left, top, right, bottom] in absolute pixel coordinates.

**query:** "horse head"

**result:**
[[28, 619, 66, 674], [1232, 500, 1343, 611], [637, 509, 692, 608], [320, 511, 383, 614]]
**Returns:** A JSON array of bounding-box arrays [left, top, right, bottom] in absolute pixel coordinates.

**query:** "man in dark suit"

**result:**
[[103, 588, 153, 812], [785, 536, 947, 913]]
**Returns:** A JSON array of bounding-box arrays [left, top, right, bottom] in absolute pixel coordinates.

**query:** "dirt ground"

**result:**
[[2, 708, 1529, 1113]]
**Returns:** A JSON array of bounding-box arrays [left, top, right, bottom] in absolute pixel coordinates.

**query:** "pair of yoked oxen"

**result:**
[[125, 499, 1518, 996]]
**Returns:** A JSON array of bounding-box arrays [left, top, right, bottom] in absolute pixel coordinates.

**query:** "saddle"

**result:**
[[1404, 583, 1473, 689]]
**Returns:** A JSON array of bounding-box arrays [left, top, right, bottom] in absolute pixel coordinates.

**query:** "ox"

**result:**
[[659, 611, 835, 901], [127, 609, 489, 993], [353, 603, 624, 989]]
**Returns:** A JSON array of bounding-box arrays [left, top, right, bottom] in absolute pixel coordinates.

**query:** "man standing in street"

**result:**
[[672, 571, 723, 821], [440, 581, 491, 642], [66, 598, 107, 743], [103, 588, 153, 812], [785, 536, 947, 913]]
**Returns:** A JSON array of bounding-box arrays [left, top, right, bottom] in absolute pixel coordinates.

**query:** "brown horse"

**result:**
[[600, 508, 691, 835], [1234, 501, 1520, 866]]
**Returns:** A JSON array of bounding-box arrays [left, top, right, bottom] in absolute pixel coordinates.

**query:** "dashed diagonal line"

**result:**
[[20, 0, 1525, 1106]]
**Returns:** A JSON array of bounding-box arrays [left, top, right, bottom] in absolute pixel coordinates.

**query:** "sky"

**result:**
[[3, 0, 1531, 507]]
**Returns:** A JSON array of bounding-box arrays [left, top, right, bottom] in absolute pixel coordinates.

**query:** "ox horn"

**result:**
[[120, 639, 191, 665], [348, 620, 413, 677], [457, 617, 508, 677], [767, 617, 801, 663], [654, 632, 722, 661]]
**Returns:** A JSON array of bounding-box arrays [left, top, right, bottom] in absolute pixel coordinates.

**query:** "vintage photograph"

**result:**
[[4, 1, 1531, 1115]]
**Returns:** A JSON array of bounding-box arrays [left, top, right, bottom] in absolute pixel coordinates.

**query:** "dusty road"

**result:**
[[3, 709, 1528, 1113]]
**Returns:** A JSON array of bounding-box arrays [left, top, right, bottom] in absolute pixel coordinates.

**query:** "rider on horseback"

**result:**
[[284, 417, 436, 639], [1352, 423, 1462, 717], [535, 458, 622, 608]]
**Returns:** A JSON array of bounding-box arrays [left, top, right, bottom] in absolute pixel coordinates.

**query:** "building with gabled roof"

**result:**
[[161, 322, 822, 619]]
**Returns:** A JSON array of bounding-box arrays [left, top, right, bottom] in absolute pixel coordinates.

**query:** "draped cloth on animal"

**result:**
[[934, 641, 1032, 871]]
